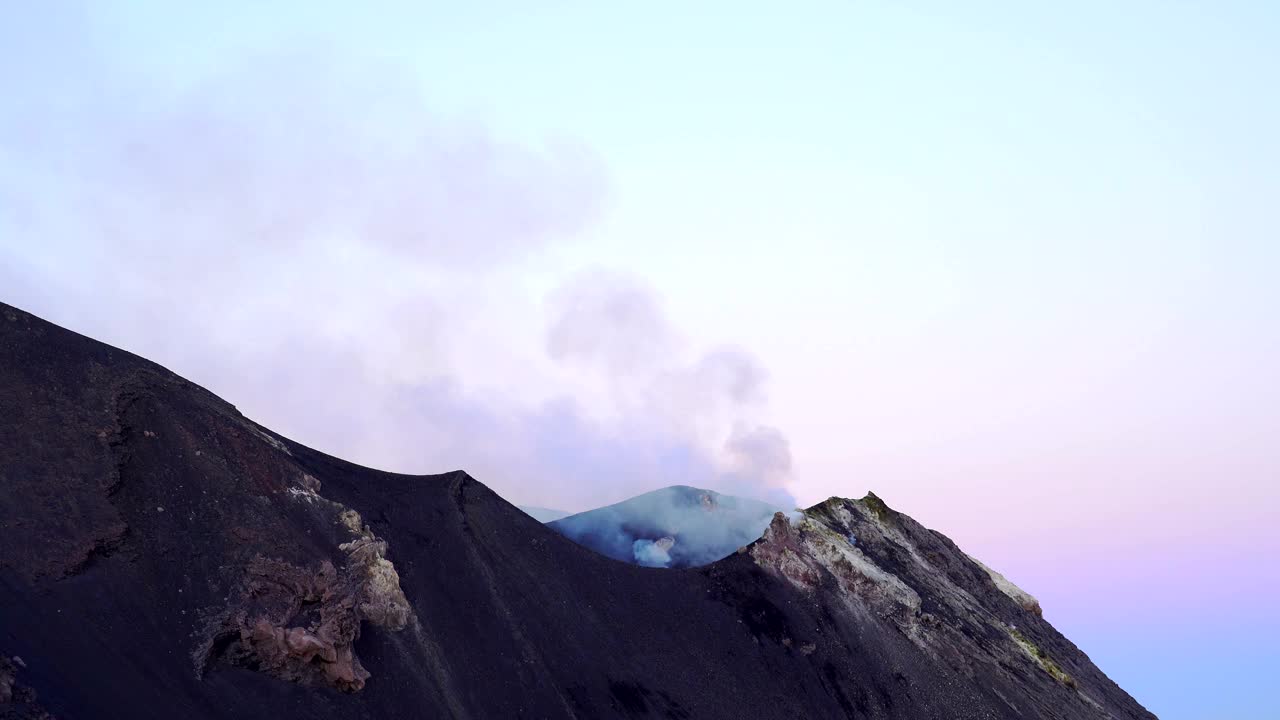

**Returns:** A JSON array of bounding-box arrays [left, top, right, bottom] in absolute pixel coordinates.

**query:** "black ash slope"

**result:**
[[0, 301, 1154, 720]]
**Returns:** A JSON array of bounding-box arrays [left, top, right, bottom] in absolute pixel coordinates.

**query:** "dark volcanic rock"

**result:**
[[0, 301, 1155, 719], [0, 654, 51, 719]]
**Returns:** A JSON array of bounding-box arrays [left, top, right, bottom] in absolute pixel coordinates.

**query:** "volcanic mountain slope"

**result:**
[[548, 486, 781, 568], [0, 300, 1154, 720]]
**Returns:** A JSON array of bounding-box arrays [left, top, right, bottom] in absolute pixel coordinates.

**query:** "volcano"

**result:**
[[547, 485, 781, 568], [0, 301, 1154, 719]]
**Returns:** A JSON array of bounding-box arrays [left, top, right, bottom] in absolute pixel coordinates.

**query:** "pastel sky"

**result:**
[[2, 3, 1277, 718]]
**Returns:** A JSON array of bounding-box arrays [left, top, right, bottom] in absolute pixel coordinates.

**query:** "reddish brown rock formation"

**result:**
[[193, 508, 412, 692]]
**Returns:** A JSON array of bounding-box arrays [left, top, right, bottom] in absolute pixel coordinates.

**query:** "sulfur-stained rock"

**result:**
[[191, 497, 413, 693]]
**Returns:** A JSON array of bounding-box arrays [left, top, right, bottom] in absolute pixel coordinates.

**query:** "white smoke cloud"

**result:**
[[546, 270, 676, 377], [537, 270, 796, 507], [632, 537, 675, 567], [0, 34, 795, 514], [552, 487, 783, 568]]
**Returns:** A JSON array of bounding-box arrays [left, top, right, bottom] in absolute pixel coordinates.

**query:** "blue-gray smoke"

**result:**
[[548, 486, 783, 568]]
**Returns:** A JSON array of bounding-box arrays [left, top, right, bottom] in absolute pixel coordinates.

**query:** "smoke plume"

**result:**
[[0, 37, 796, 514], [549, 486, 783, 568]]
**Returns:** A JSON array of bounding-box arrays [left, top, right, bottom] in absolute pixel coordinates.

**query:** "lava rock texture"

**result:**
[[0, 301, 1155, 719]]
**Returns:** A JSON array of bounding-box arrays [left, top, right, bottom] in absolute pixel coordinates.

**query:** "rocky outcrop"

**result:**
[[750, 494, 1133, 718], [193, 506, 411, 692], [338, 512, 412, 632], [0, 655, 52, 719], [972, 555, 1044, 616]]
